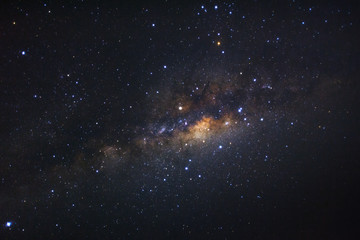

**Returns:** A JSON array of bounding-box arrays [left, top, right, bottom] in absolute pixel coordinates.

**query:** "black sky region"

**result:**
[[0, 0, 360, 239]]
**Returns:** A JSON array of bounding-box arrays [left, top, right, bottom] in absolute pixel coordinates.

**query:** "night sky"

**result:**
[[1, 0, 359, 239]]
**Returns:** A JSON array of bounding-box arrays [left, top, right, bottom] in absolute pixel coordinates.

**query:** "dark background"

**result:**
[[0, 0, 359, 239]]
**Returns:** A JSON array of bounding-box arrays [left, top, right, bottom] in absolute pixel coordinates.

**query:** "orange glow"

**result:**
[[189, 117, 212, 139], [183, 115, 232, 141]]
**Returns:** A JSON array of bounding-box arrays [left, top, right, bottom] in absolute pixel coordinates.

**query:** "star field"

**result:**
[[0, 0, 359, 239]]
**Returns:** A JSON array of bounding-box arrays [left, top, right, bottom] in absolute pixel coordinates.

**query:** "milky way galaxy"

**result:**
[[0, 1, 359, 239]]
